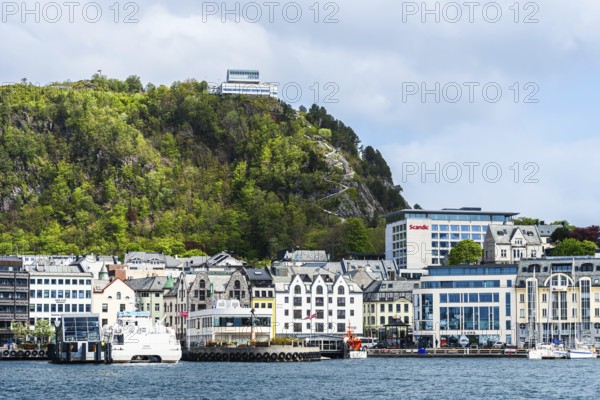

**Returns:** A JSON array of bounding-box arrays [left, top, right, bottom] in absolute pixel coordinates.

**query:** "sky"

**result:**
[[1, 0, 598, 226]]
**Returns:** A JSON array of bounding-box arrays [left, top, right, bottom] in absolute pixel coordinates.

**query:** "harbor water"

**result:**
[[1, 358, 599, 399]]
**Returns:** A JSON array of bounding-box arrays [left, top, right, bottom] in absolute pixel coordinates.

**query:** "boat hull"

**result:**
[[348, 350, 367, 359], [567, 350, 597, 359]]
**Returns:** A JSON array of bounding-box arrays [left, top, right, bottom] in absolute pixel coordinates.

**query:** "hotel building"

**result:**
[[384, 207, 518, 270]]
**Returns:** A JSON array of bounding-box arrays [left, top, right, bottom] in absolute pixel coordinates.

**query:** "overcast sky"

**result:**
[[1, 0, 598, 226]]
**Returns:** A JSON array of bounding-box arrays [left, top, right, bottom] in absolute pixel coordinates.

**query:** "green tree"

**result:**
[[512, 217, 540, 225], [448, 240, 482, 265], [550, 227, 571, 243], [10, 321, 29, 342], [343, 217, 372, 254], [550, 220, 576, 230], [550, 238, 597, 256], [33, 319, 55, 344]]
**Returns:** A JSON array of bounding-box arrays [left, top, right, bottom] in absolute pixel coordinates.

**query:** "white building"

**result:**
[[412, 264, 518, 348], [212, 69, 278, 98], [384, 207, 518, 270], [92, 278, 136, 328], [270, 266, 363, 337], [186, 299, 272, 349], [483, 225, 544, 264], [28, 265, 93, 328]]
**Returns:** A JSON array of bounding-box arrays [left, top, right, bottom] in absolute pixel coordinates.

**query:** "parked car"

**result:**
[[504, 345, 518, 355], [492, 341, 505, 349]]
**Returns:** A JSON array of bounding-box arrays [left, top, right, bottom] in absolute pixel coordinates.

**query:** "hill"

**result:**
[[0, 75, 408, 261]]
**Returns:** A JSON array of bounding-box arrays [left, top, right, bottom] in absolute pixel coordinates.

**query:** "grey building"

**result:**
[[0, 256, 28, 343]]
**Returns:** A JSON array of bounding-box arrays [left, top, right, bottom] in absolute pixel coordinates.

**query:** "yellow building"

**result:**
[[244, 269, 277, 338], [515, 258, 600, 347], [363, 280, 413, 345]]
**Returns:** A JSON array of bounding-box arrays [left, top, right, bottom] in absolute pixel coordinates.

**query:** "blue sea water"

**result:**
[[1, 358, 599, 400]]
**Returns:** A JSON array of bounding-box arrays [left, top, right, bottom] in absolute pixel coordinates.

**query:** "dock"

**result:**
[[368, 348, 528, 358]]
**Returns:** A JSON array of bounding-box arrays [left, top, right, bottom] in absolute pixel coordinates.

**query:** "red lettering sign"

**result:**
[[409, 225, 429, 230]]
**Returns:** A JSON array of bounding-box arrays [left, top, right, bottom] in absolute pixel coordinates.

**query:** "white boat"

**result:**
[[528, 344, 565, 360], [568, 340, 597, 359], [106, 311, 182, 363]]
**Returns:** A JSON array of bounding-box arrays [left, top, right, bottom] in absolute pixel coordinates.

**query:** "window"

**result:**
[[117, 292, 121, 300], [120, 304, 126, 312], [337, 310, 346, 319], [294, 285, 302, 295], [284, 297, 289, 303], [501, 249, 507, 258], [519, 309, 525, 318], [293, 310, 302, 319], [519, 294, 525, 303], [316, 286, 323, 295], [337, 286, 345, 295], [380, 304, 385, 312], [388, 304, 393, 312], [51, 304, 56, 312], [380, 316, 385, 324], [337, 323, 346, 332], [155, 304, 160, 312], [102, 304, 108, 313], [350, 310, 354, 316], [284, 310, 289, 316]]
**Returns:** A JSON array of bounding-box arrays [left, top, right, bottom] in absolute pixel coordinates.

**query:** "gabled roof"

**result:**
[[243, 268, 273, 282], [126, 276, 169, 291], [487, 225, 541, 245], [93, 278, 133, 293], [535, 225, 562, 237], [124, 252, 166, 263]]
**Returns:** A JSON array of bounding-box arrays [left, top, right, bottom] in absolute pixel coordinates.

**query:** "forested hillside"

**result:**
[[0, 75, 408, 261]]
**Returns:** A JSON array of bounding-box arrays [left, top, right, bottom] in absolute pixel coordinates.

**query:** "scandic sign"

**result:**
[[409, 225, 429, 230]]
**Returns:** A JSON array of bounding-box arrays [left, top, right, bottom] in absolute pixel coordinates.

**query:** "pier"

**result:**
[[183, 344, 321, 362], [368, 348, 528, 358]]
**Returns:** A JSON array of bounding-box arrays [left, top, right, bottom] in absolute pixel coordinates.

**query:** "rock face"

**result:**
[[311, 137, 396, 222]]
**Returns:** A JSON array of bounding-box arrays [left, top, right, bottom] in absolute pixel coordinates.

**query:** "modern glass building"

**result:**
[[384, 207, 518, 270], [213, 69, 278, 98], [413, 264, 517, 348]]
